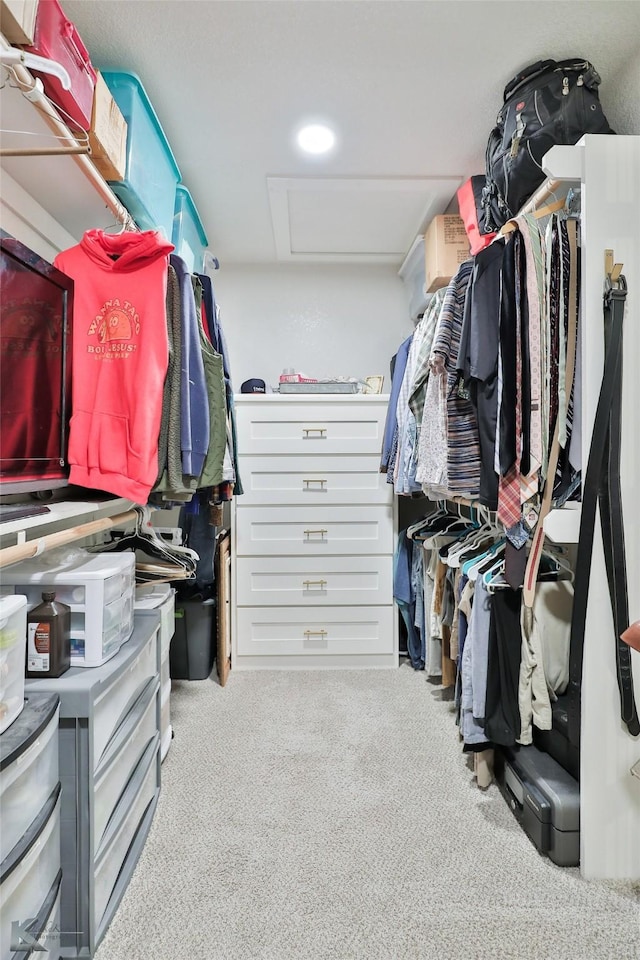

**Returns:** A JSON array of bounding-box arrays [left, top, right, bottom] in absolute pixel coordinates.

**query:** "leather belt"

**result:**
[[567, 275, 639, 746]]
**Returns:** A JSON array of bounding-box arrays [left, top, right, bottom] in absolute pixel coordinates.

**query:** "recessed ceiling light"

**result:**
[[297, 124, 335, 155]]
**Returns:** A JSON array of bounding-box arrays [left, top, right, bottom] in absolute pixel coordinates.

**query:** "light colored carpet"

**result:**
[[95, 665, 640, 960]]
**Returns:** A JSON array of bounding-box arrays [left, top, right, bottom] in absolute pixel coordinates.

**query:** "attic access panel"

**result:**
[[267, 176, 462, 264]]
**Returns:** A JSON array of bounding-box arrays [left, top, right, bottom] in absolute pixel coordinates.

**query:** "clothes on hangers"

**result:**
[[150, 261, 240, 506], [393, 506, 575, 782], [153, 262, 198, 499], [380, 334, 413, 474], [197, 273, 243, 496], [100, 504, 198, 582], [385, 205, 582, 528], [192, 276, 227, 489], [53, 229, 173, 503], [456, 238, 505, 510], [518, 580, 573, 744], [169, 253, 210, 480], [54, 229, 242, 508]]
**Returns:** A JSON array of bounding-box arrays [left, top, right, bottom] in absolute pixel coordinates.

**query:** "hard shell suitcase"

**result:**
[[495, 742, 580, 866]]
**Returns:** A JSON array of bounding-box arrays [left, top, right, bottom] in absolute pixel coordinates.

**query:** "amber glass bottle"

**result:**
[[26, 591, 71, 678]]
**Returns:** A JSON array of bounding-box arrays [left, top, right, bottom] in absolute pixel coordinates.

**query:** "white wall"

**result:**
[[605, 50, 640, 135], [0, 171, 77, 262], [212, 263, 412, 391]]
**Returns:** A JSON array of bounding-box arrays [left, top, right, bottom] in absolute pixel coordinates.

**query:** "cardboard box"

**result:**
[[0, 0, 38, 43], [88, 72, 127, 182], [424, 214, 470, 293]]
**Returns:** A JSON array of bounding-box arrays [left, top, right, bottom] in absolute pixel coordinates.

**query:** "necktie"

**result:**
[[498, 233, 523, 530], [518, 215, 544, 503]]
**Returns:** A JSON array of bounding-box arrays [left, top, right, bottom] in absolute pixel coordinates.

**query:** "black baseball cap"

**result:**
[[241, 378, 266, 394]]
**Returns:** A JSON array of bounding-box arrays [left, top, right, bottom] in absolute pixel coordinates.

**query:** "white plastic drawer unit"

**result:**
[[236, 556, 393, 607], [92, 628, 157, 771], [0, 788, 61, 960], [239, 455, 391, 506], [236, 400, 386, 455], [2, 552, 136, 668], [236, 607, 395, 657], [93, 741, 158, 929], [236, 505, 394, 557], [134, 584, 176, 652], [93, 681, 159, 858], [69, 586, 134, 666], [0, 594, 27, 735], [0, 694, 59, 866]]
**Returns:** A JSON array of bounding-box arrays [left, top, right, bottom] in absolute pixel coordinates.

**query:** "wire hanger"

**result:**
[[102, 208, 139, 234]]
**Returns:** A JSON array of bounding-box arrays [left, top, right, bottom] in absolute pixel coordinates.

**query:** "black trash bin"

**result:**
[[170, 599, 216, 679]]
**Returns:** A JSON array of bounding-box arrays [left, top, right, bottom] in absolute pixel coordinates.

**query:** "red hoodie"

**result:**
[[54, 229, 173, 503]]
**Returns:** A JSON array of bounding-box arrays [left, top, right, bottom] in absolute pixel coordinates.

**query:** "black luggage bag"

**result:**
[[482, 58, 614, 230]]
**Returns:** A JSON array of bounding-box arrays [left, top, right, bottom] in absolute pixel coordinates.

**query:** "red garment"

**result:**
[[54, 229, 173, 503]]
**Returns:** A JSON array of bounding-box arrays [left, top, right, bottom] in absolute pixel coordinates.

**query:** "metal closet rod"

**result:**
[[1, 36, 131, 227], [0, 509, 138, 569], [0, 145, 91, 157]]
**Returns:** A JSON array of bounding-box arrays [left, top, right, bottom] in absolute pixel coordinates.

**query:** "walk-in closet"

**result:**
[[1, 2, 639, 959]]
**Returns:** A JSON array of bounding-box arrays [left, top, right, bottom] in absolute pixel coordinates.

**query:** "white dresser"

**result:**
[[232, 395, 396, 669]]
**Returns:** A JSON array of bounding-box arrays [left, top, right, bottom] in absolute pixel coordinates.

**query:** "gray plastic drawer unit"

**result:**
[[24, 615, 161, 958], [496, 743, 580, 866], [0, 694, 59, 866]]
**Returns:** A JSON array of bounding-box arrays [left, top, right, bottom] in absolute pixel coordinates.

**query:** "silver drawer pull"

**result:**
[[303, 579, 327, 590], [303, 478, 327, 489], [303, 427, 327, 438], [303, 528, 327, 541], [304, 629, 327, 639]]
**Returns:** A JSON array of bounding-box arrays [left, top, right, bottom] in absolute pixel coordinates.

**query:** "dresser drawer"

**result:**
[[235, 505, 393, 556], [236, 401, 386, 455], [238, 455, 390, 506], [236, 606, 394, 656], [236, 556, 393, 606]]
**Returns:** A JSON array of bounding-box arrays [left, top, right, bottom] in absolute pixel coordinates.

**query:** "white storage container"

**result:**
[[135, 583, 174, 703], [135, 584, 175, 651], [0, 595, 27, 735], [2, 553, 135, 668], [0, 791, 61, 959], [0, 695, 59, 864]]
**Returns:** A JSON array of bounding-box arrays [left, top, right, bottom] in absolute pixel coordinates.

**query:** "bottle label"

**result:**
[[28, 621, 50, 671]]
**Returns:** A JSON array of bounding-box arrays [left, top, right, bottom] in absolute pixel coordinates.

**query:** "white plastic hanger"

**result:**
[[0, 47, 71, 89]]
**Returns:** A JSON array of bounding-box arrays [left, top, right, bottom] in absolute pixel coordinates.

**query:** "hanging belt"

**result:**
[[566, 274, 639, 746]]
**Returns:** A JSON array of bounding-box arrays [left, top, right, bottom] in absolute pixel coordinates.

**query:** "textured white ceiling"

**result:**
[[60, 1, 640, 265]]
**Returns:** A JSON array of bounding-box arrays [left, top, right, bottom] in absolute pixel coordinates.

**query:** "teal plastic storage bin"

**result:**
[[101, 71, 181, 238], [172, 185, 208, 273]]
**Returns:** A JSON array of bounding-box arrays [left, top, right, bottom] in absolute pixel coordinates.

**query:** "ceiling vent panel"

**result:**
[[267, 176, 462, 264]]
